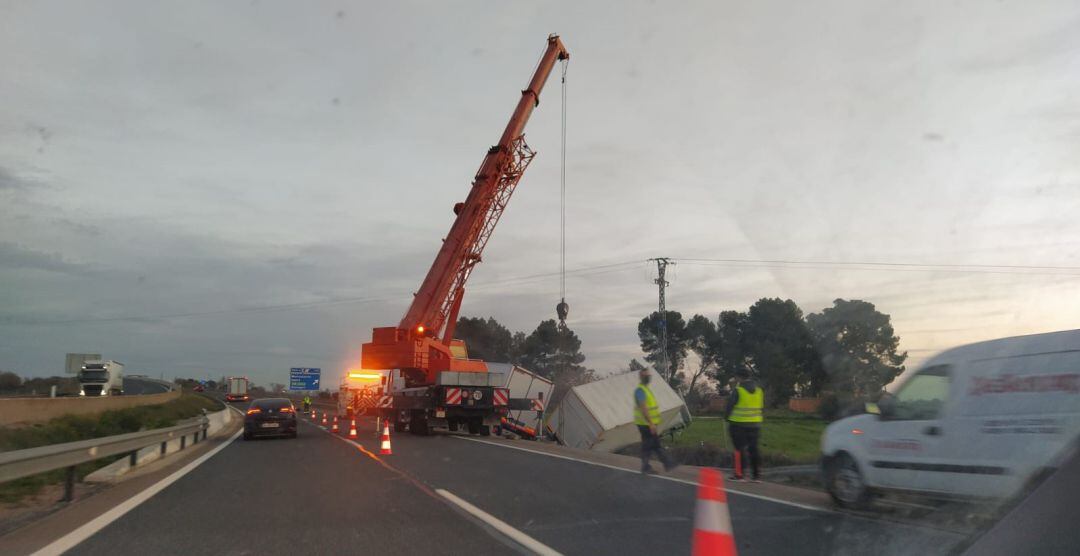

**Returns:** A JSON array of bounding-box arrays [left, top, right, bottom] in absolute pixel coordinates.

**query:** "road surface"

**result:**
[[55, 412, 964, 556]]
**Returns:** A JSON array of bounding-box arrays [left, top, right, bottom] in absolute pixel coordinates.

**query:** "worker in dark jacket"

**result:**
[[725, 367, 764, 482]]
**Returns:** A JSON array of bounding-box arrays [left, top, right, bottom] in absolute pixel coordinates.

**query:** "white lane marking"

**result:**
[[453, 436, 826, 513], [437, 489, 563, 556], [32, 428, 243, 556]]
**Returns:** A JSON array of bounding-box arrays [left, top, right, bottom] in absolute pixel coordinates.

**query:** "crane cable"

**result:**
[[556, 57, 570, 327]]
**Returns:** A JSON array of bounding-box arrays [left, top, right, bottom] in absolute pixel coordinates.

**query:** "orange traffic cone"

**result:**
[[348, 419, 358, 439], [379, 421, 392, 455], [331, 417, 339, 433], [692, 468, 737, 556], [310, 409, 315, 419], [321, 413, 328, 427]]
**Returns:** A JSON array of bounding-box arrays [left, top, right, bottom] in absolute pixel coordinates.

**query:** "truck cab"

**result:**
[[78, 360, 124, 396]]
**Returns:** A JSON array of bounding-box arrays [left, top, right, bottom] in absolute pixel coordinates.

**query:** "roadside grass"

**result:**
[[0, 393, 223, 504], [620, 409, 827, 468]]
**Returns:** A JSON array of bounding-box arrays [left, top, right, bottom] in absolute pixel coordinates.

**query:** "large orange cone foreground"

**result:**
[[692, 468, 737, 556], [348, 419, 358, 439], [379, 421, 392, 455]]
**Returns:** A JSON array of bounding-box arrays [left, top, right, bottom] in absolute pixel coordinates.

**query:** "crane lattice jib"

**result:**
[[399, 35, 569, 338]]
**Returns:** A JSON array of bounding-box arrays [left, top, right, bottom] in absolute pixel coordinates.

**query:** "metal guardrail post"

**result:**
[[180, 435, 186, 450], [129, 451, 137, 467], [161, 441, 167, 456], [63, 466, 75, 502]]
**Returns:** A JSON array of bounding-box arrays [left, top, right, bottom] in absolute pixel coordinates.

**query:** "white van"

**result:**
[[821, 329, 1080, 508]]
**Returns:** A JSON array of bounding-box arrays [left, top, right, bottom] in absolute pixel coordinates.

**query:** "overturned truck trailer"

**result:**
[[546, 371, 690, 452], [487, 363, 554, 439]]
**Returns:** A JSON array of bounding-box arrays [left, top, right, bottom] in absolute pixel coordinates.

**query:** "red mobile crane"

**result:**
[[362, 35, 569, 435]]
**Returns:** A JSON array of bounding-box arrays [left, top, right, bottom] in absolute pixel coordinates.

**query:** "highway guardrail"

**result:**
[[0, 413, 209, 501]]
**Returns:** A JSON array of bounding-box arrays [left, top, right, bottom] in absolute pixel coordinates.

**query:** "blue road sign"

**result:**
[[289, 368, 321, 391]]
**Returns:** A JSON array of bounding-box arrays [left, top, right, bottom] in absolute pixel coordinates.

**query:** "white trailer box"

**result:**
[[66, 353, 101, 375], [547, 371, 690, 452], [487, 363, 554, 425]]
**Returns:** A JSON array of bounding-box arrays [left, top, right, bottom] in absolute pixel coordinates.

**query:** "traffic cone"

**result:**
[[379, 421, 392, 455], [321, 413, 328, 427], [331, 416, 339, 433], [310, 409, 315, 419], [348, 419, 358, 439], [692, 468, 737, 556]]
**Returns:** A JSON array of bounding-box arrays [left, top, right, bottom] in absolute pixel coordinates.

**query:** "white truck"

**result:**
[[78, 360, 124, 396], [226, 376, 250, 402]]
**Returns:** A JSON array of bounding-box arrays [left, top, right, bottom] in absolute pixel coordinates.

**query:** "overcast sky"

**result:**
[[2, 0, 1079, 386]]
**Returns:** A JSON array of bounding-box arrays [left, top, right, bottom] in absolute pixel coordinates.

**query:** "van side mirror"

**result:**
[[865, 402, 880, 415]]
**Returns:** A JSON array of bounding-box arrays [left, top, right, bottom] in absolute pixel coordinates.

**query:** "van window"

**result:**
[[892, 365, 950, 420]]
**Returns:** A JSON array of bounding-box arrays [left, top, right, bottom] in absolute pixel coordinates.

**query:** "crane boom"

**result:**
[[362, 35, 569, 385]]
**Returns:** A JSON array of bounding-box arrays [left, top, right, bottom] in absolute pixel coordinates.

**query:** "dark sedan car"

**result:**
[[243, 398, 298, 440]]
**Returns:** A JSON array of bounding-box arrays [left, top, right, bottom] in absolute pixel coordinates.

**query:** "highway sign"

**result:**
[[289, 368, 321, 390]]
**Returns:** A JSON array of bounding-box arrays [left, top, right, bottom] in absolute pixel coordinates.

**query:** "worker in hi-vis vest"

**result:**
[[725, 366, 764, 482], [634, 368, 677, 474]]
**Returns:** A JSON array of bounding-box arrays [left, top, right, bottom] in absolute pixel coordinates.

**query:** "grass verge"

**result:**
[[619, 409, 827, 468], [0, 393, 223, 504]]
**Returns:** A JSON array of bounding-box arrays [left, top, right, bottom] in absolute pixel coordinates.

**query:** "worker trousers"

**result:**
[[637, 425, 673, 471], [729, 423, 761, 479]]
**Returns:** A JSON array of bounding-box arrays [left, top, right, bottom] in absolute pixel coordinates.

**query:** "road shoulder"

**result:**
[[0, 415, 242, 556]]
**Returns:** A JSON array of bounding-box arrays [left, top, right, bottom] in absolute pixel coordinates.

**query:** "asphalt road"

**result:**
[[63, 412, 965, 556], [122, 377, 172, 395]]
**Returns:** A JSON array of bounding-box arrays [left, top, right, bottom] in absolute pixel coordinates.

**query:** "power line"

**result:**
[[676, 257, 1080, 273], [10, 260, 646, 326]]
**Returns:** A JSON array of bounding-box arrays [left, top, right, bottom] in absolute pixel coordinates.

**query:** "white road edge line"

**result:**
[[32, 406, 245, 556], [436, 489, 563, 556], [453, 436, 826, 513]]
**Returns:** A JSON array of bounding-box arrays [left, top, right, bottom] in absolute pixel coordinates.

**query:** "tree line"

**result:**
[[453, 318, 595, 403], [636, 298, 907, 409]]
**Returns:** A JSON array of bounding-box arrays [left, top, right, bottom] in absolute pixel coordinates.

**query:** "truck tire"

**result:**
[[467, 419, 481, 435], [479, 424, 491, 437], [410, 412, 430, 436], [394, 419, 407, 433], [448, 421, 459, 432], [826, 453, 872, 510]]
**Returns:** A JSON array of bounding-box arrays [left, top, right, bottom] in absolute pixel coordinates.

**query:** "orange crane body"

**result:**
[[361, 35, 569, 387]]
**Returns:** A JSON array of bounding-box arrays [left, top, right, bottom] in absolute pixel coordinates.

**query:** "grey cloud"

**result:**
[[0, 167, 40, 191], [0, 242, 89, 275], [956, 16, 1080, 72]]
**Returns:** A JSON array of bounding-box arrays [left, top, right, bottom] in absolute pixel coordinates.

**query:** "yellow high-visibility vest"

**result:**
[[728, 385, 764, 423], [634, 384, 662, 426]]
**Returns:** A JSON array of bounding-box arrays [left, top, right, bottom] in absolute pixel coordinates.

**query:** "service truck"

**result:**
[[361, 35, 569, 437], [225, 376, 250, 402], [78, 360, 124, 396], [338, 370, 392, 419]]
